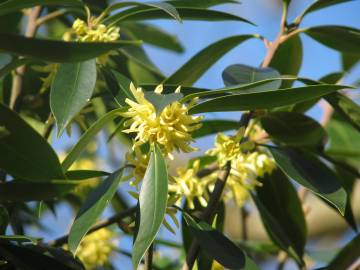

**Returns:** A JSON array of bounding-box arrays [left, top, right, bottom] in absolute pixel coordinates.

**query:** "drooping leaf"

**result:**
[[192, 120, 238, 138], [122, 22, 184, 53], [269, 35, 303, 88], [298, 0, 357, 20], [325, 234, 360, 270], [104, 6, 254, 25], [260, 112, 326, 147], [325, 92, 360, 132], [189, 85, 350, 114], [268, 147, 348, 215], [183, 213, 248, 269], [255, 169, 307, 264], [62, 108, 126, 171], [305, 26, 360, 55], [0, 180, 88, 202], [132, 144, 168, 269], [144, 91, 183, 115], [100, 67, 135, 106], [50, 60, 97, 137], [0, 33, 141, 63], [165, 35, 255, 85], [222, 64, 281, 90], [106, 1, 182, 22], [0, 103, 64, 181], [0, 0, 83, 16], [68, 169, 125, 254]]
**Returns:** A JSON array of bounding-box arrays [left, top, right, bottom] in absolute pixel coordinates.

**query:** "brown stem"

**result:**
[[48, 206, 136, 247], [241, 207, 248, 241], [9, 6, 42, 110], [144, 244, 154, 270]]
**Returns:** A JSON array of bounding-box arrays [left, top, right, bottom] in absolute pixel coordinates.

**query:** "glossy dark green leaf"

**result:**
[[183, 213, 247, 269], [0, 0, 83, 16], [107, 1, 182, 22], [65, 170, 110, 180], [260, 112, 326, 147], [132, 144, 168, 269], [256, 169, 307, 264], [326, 234, 360, 270], [298, 0, 356, 20], [222, 64, 281, 90], [189, 85, 349, 114], [122, 22, 184, 52], [0, 33, 141, 63], [165, 35, 255, 85], [0, 180, 87, 202], [0, 103, 64, 181], [342, 53, 360, 72], [51, 60, 97, 137], [192, 120, 238, 138], [104, 6, 254, 26], [144, 91, 183, 115], [100, 67, 134, 106], [0, 241, 84, 270], [325, 92, 360, 132], [252, 194, 304, 266], [68, 169, 124, 254], [269, 35, 303, 88], [305, 26, 360, 55], [268, 147, 348, 215], [62, 108, 126, 171]]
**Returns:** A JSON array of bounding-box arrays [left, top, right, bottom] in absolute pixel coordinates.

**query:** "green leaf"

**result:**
[[305, 26, 360, 55], [342, 53, 360, 72], [107, 1, 182, 22], [268, 147, 348, 215], [189, 85, 350, 114], [0, 241, 83, 270], [165, 35, 255, 85], [0, 33, 141, 63], [255, 169, 307, 264], [269, 35, 303, 88], [141, 83, 210, 96], [192, 120, 238, 138], [68, 169, 125, 254], [0, 235, 38, 244], [65, 170, 110, 180], [325, 92, 360, 132], [104, 6, 254, 26], [0, 0, 83, 16], [144, 91, 183, 115], [122, 22, 184, 53], [166, 0, 239, 8], [62, 108, 126, 171], [50, 60, 97, 137], [183, 213, 247, 269], [325, 234, 360, 270], [0, 103, 64, 181], [222, 64, 281, 90], [0, 58, 33, 79], [298, 0, 357, 20], [132, 144, 168, 269], [0, 180, 88, 202], [0, 205, 9, 234], [100, 67, 134, 107], [260, 112, 326, 147]]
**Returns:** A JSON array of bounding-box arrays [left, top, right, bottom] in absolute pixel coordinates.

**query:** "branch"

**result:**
[[144, 244, 154, 270], [48, 206, 136, 247], [9, 6, 42, 110]]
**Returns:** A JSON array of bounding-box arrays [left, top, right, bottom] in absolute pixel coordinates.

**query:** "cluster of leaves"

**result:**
[[0, 0, 360, 270]]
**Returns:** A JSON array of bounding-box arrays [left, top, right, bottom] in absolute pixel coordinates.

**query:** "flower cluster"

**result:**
[[207, 128, 276, 207], [121, 83, 203, 159], [72, 18, 120, 42], [169, 160, 209, 209], [65, 228, 116, 270]]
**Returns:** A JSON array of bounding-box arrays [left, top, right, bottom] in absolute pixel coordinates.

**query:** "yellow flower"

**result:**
[[121, 84, 203, 158], [72, 18, 120, 42], [206, 127, 254, 167], [124, 146, 150, 186], [64, 228, 116, 270], [169, 160, 210, 209]]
